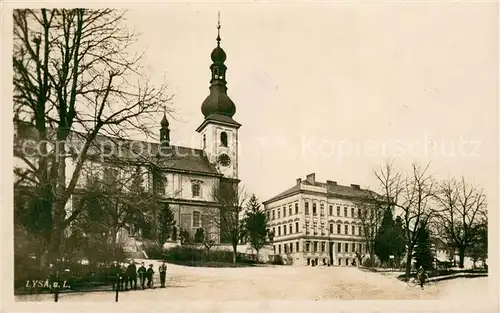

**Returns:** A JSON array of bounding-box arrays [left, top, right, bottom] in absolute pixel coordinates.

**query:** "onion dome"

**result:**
[[201, 89, 236, 117], [160, 113, 169, 128], [211, 45, 226, 63], [200, 13, 236, 118]]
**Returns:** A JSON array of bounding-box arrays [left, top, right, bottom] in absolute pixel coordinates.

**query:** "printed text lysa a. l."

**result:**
[[25, 280, 69, 288]]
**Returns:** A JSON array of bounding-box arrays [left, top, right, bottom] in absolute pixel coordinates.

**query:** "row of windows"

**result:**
[[268, 202, 364, 221], [304, 241, 363, 253], [153, 175, 203, 198], [273, 222, 300, 236], [275, 242, 300, 254], [305, 202, 361, 218], [272, 222, 363, 237], [267, 203, 300, 220], [307, 258, 356, 266], [274, 241, 366, 254], [305, 223, 362, 236]]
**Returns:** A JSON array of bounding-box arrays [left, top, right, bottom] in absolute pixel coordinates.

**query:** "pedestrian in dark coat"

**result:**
[[119, 263, 127, 291], [137, 262, 147, 289], [146, 264, 154, 288], [159, 261, 167, 288], [110, 261, 120, 291], [126, 260, 137, 290]]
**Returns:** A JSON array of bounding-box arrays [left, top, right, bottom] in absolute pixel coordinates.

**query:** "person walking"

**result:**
[[159, 261, 167, 288], [110, 261, 120, 291], [126, 260, 137, 290], [417, 266, 428, 289], [137, 262, 147, 289], [119, 263, 127, 291], [146, 264, 155, 288]]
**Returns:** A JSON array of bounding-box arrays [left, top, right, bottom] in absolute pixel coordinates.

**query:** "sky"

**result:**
[[123, 2, 497, 204]]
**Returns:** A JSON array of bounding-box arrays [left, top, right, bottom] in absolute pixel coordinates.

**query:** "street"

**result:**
[[16, 260, 489, 302]]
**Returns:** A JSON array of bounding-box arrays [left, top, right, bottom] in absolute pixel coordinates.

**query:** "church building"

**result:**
[[13, 20, 241, 247]]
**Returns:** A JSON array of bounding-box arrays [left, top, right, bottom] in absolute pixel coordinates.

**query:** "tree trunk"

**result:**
[[40, 250, 49, 268], [405, 247, 413, 280], [47, 226, 64, 263], [232, 245, 237, 263], [458, 247, 466, 269]]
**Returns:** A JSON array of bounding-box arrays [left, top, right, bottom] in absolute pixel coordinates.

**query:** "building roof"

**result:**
[[14, 120, 220, 176], [263, 179, 378, 204], [264, 184, 301, 204], [196, 113, 241, 133], [430, 237, 447, 249]]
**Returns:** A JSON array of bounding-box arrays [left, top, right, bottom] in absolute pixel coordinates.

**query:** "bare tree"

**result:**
[[399, 163, 435, 279], [210, 182, 248, 263], [72, 163, 163, 254], [354, 160, 402, 265], [372, 161, 435, 279], [435, 177, 487, 268], [354, 198, 383, 265], [13, 9, 173, 265]]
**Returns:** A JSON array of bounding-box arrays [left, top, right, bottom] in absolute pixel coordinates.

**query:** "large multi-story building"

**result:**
[[263, 173, 376, 266]]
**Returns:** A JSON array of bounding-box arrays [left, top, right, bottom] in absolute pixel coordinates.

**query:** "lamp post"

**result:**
[[115, 274, 120, 302], [53, 269, 60, 302]]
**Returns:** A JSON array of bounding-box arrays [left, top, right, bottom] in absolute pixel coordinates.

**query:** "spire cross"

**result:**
[[216, 11, 221, 45]]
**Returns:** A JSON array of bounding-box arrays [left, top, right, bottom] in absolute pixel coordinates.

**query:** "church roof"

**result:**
[[14, 120, 220, 176]]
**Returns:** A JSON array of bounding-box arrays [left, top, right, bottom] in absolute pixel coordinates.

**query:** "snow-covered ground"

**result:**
[[15, 260, 491, 305]]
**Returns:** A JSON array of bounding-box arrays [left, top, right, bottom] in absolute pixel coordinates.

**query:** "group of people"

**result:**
[[110, 260, 168, 291]]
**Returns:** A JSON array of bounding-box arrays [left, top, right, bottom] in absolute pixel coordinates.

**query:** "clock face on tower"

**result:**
[[217, 153, 231, 167]]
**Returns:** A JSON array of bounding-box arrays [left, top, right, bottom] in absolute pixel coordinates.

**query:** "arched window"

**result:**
[[152, 172, 165, 195], [155, 180, 165, 195], [192, 181, 201, 197], [203, 134, 206, 149], [220, 132, 228, 147], [193, 211, 201, 228]]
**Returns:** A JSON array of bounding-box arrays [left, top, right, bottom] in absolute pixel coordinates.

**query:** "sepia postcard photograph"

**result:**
[[2, 1, 499, 313]]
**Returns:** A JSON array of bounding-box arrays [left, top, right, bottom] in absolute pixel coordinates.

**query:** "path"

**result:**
[[16, 261, 490, 302]]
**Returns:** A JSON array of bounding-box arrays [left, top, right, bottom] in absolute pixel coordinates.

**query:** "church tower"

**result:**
[[196, 14, 241, 180], [160, 110, 170, 147]]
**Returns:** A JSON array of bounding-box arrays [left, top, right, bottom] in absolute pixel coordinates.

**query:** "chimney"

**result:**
[[350, 184, 360, 189], [296, 178, 302, 185], [306, 173, 316, 185], [326, 180, 337, 185]]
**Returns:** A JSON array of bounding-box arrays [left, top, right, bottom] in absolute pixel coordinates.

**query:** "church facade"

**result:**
[[13, 23, 241, 246]]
